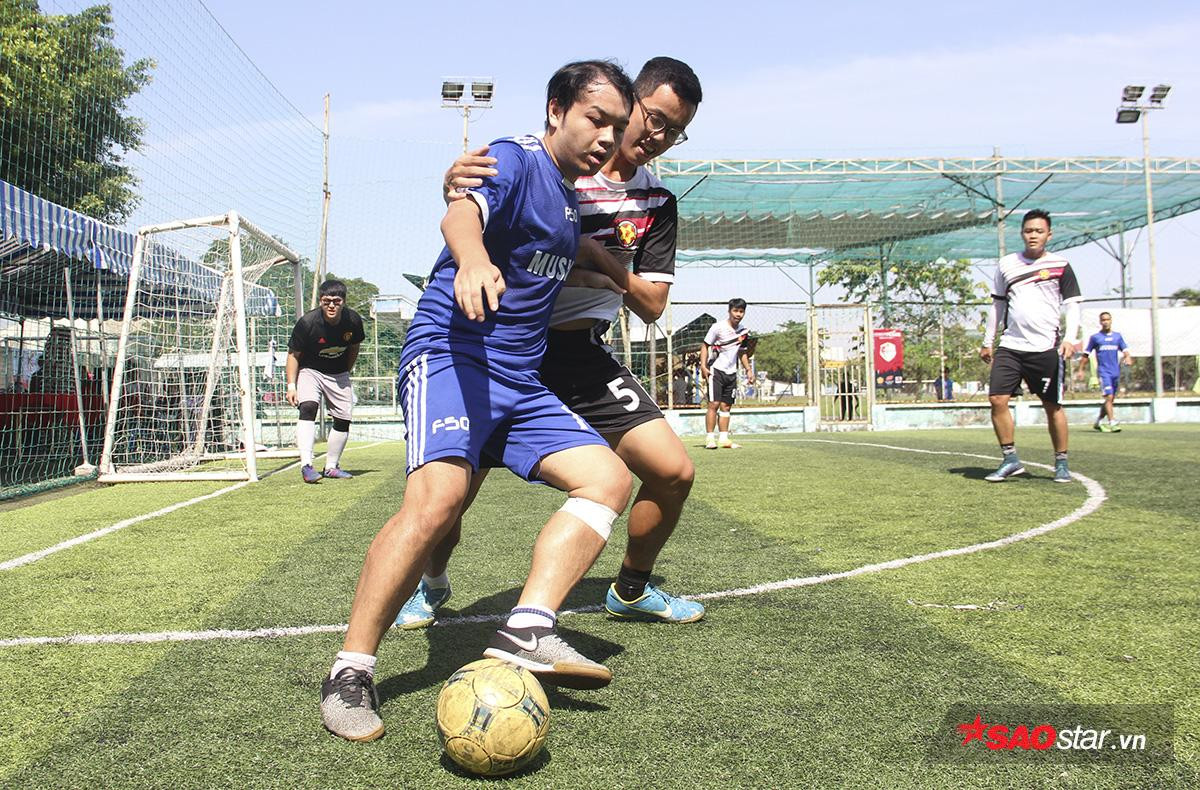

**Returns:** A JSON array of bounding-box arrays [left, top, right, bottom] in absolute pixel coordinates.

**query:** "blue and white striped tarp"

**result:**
[[0, 179, 281, 317]]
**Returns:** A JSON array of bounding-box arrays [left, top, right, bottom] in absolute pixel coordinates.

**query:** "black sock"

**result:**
[[1055, 451, 1068, 462], [616, 564, 652, 601], [1001, 444, 1016, 457]]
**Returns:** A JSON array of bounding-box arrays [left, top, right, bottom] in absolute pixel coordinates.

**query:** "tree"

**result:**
[[817, 258, 985, 341], [1171, 287, 1200, 306], [753, 320, 807, 382], [0, 1, 152, 223]]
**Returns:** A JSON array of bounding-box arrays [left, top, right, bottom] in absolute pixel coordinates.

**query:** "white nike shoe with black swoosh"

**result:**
[[483, 624, 612, 689]]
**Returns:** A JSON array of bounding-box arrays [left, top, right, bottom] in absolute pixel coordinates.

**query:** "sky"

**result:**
[[195, 0, 1200, 314]]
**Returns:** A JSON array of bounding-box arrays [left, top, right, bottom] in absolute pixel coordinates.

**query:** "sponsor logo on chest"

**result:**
[[526, 250, 574, 281]]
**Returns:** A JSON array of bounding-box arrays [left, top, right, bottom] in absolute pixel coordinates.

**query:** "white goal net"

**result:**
[[98, 212, 303, 481]]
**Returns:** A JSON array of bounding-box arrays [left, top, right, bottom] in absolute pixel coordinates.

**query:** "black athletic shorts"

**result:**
[[989, 347, 1065, 404], [707, 369, 738, 405], [538, 328, 664, 436]]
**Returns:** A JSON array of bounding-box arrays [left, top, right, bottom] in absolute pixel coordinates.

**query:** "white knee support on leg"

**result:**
[[718, 411, 731, 419], [558, 497, 618, 541]]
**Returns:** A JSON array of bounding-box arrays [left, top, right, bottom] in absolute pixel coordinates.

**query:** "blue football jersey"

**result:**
[[401, 136, 580, 372], [1085, 331, 1127, 377]]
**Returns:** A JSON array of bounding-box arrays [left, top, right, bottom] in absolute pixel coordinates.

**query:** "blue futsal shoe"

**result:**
[[394, 581, 451, 629], [605, 583, 704, 623], [1053, 460, 1072, 483], [322, 466, 353, 479], [984, 455, 1026, 483], [301, 464, 322, 484]]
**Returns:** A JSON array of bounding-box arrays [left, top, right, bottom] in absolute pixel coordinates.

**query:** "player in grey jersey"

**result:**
[[397, 57, 706, 633]]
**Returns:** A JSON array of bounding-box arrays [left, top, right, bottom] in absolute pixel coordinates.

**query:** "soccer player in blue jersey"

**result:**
[[1085, 311, 1132, 432], [399, 58, 706, 633], [319, 60, 636, 743]]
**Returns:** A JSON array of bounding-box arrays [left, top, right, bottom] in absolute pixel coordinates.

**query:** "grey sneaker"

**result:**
[[483, 624, 612, 690], [320, 667, 384, 741], [1053, 460, 1072, 483], [394, 581, 452, 629], [984, 455, 1026, 483]]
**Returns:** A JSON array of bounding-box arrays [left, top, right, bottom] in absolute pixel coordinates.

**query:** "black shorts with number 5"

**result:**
[[540, 328, 664, 436], [989, 346, 1065, 404]]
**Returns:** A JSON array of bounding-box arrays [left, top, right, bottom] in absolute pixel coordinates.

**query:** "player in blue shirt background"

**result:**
[[1084, 311, 1132, 432], [319, 60, 636, 743]]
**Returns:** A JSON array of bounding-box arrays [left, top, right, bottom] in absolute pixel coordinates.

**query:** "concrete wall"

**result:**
[[662, 398, 1200, 436]]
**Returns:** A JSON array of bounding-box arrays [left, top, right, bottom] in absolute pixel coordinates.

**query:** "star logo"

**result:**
[[957, 714, 986, 745], [615, 219, 638, 249]]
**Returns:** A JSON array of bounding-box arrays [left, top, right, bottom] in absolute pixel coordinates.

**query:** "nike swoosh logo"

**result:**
[[500, 631, 538, 652]]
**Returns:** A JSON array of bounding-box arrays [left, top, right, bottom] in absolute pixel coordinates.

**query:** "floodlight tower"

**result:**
[[441, 78, 494, 153], [1115, 83, 1170, 398]]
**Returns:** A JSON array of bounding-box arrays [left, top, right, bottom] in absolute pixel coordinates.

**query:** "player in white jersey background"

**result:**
[[700, 298, 755, 449], [398, 57, 706, 632], [980, 209, 1082, 484]]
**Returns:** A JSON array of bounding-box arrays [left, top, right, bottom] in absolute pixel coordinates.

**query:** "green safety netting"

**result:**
[[657, 157, 1200, 265]]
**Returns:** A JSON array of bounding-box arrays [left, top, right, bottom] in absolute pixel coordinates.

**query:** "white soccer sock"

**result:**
[[506, 605, 555, 630], [326, 429, 349, 469], [706, 432, 716, 442], [297, 420, 316, 466], [719, 431, 729, 442], [423, 571, 450, 589], [330, 650, 377, 679]]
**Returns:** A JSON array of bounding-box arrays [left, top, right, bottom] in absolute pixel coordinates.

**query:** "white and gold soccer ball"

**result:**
[[435, 658, 550, 776]]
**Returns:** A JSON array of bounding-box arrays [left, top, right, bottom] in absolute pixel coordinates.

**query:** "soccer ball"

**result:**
[[435, 658, 550, 776]]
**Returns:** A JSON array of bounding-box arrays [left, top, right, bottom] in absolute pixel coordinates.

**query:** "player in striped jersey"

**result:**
[[980, 209, 1083, 484], [398, 57, 706, 632]]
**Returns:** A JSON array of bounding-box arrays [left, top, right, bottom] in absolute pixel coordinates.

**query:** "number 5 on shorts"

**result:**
[[607, 377, 640, 412]]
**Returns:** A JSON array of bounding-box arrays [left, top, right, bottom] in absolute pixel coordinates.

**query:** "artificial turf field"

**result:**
[[0, 425, 1196, 789]]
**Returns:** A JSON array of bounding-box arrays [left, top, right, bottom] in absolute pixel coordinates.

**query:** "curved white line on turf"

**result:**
[[0, 439, 1106, 648], [0, 440, 393, 572]]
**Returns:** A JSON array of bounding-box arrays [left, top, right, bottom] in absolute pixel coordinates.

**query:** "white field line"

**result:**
[[0, 439, 1106, 649], [0, 440, 394, 572]]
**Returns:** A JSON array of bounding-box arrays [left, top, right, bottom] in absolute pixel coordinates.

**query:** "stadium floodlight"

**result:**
[[442, 76, 495, 152], [1149, 84, 1171, 105], [470, 81, 495, 106], [441, 80, 465, 105], [1113, 81, 1172, 398], [1121, 85, 1145, 103]]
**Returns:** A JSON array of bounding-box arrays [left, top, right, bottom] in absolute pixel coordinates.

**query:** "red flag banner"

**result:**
[[874, 328, 904, 388]]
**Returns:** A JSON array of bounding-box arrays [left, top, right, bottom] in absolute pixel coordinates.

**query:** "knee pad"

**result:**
[[559, 497, 618, 541], [331, 417, 351, 432], [718, 411, 731, 419], [298, 401, 319, 421]]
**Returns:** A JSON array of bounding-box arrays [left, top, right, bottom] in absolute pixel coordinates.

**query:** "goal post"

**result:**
[[98, 211, 303, 482]]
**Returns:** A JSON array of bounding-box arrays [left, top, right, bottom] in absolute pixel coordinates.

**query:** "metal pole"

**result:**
[[462, 107, 471, 153], [228, 212, 259, 481], [95, 274, 110, 409], [647, 322, 658, 404], [63, 267, 93, 471], [665, 297, 674, 410], [99, 232, 149, 475], [1118, 227, 1128, 308], [994, 146, 1006, 258], [311, 93, 331, 311], [1141, 113, 1164, 398], [879, 247, 890, 325]]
